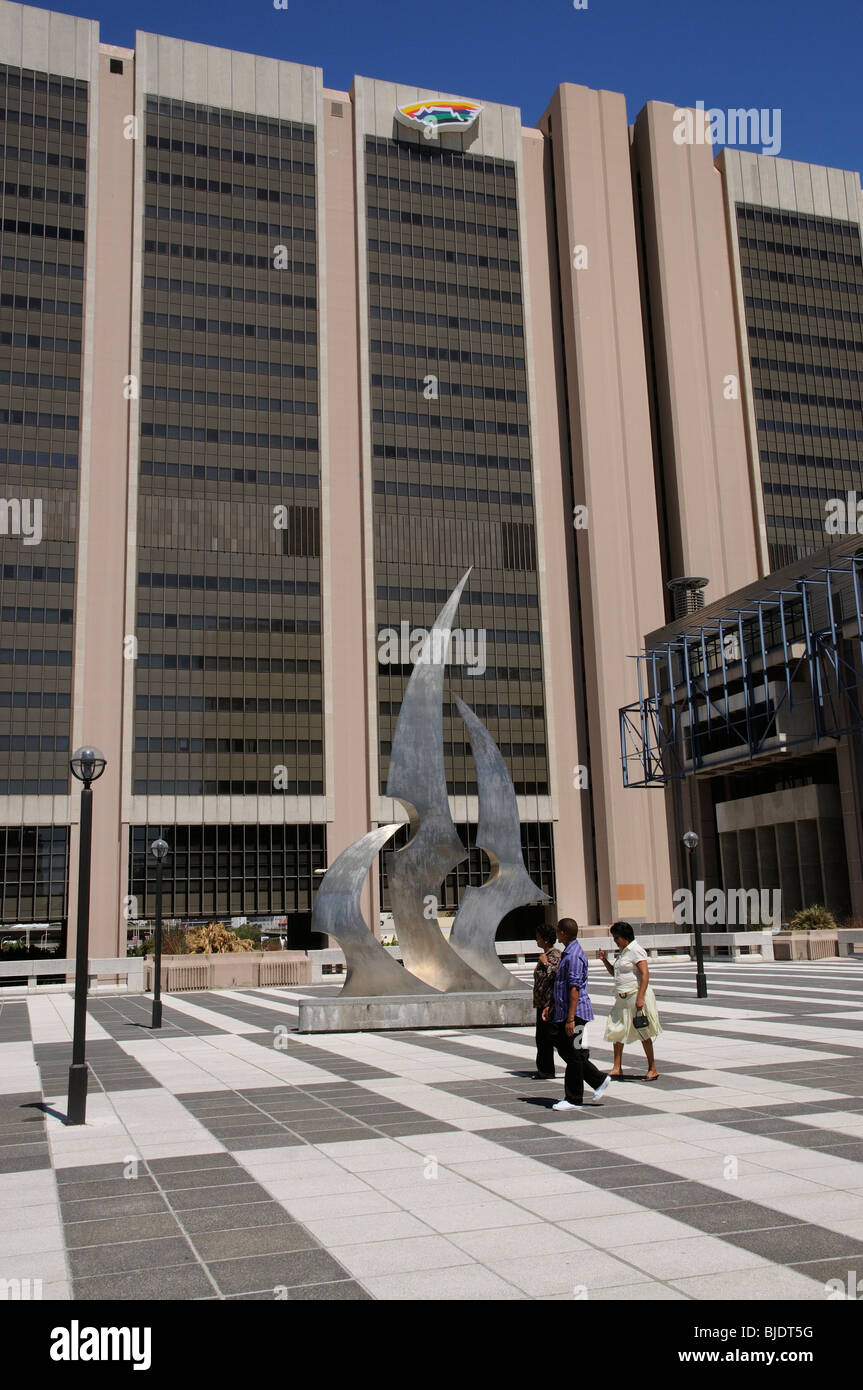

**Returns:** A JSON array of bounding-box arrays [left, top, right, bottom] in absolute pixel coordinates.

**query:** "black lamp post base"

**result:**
[[67, 1062, 89, 1126], [696, 973, 708, 998], [151, 1000, 162, 1029]]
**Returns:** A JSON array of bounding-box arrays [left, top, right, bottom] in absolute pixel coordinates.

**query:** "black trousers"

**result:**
[[551, 1021, 606, 1104], [535, 1008, 557, 1076]]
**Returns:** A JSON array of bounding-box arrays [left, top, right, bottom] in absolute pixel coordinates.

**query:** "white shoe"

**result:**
[[593, 1075, 612, 1100], [551, 1099, 583, 1111]]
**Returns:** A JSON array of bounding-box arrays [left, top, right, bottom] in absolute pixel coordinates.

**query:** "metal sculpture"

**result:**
[[447, 697, 548, 989], [310, 572, 547, 996]]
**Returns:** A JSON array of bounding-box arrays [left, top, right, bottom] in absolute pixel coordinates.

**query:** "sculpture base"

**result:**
[[297, 990, 534, 1034]]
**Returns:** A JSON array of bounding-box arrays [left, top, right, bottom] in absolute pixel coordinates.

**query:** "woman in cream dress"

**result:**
[[599, 921, 662, 1081]]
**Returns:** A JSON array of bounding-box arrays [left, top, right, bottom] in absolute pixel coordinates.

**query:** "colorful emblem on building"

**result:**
[[395, 98, 483, 138]]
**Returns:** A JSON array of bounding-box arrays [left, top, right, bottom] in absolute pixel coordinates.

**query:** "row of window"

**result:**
[[0, 691, 71, 708], [144, 175, 314, 215], [764, 480, 854, 500], [0, 608, 73, 625], [1, 565, 73, 584], [0, 779, 67, 794], [743, 263, 863, 298], [369, 235, 519, 273], [372, 409, 528, 437], [0, 70, 88, 100], [376, 585, 538, 610], [142, 387, 316, 413], [0, 108, 87, 136], [145, 205, 315, 240], [751, 354, 863, 386], [135, 695, 322, 712], [379, 699, 545, 719], [369, 272, 521, 307], [0, 649, 71, 665], [366, 172, 516, 211], [379, 662, 541, 681], [0, 333, 80, 354], [746, 293, 863, 328], [138, 655, 321, 673], [370, 305, 523, 337], [756, 385, 863, 413], [738, 233, 862, 268], [748, 322, 863, 356], [758, 416, 863, 443], [0, 254, 82, 278], [737, 203, 860, 239], [140, 460, 318, 488], [138, 571, 319, 596], [1, 180, 84, 207], [761, 448, 863, 474], [373, 443, 531, 472], [0, 370, 79, 390], [145, 133, 314, 174], [368, 204, 516, 242], [143, 276, 315, 309], [135, 738, 321, 754], [144, 238, 315, 275], [371, 339, 525, 370], [0, 292, 80, 314], [132, 779, 323, 795], [0, 734, 68, 750], [365, 137, 515, 181], [0, 142, 86, 172], [141, 348, 316, 379], [0, 216, 83, 241], [145, 97, 314, 142], [140, 423, 318, 449], [373, 479, 531, 506], [137, 614, 321, 634], [141, 312, 316, 345], [0, 409, 77, 429], [372, 373, 526, 404], [0, 448, 77, 469]]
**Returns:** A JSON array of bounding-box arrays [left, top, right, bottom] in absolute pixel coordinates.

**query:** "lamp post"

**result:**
[[66, 746, 107, 1126], [149, 838, 169, 1029], [683, 829, 708, 999]]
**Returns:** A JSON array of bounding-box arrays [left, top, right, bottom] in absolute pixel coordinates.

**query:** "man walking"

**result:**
[[542, 918, 611, 1111]]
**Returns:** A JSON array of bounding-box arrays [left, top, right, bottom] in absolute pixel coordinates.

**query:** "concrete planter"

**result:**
[[772, 930, 838, 961], [144, 950, 311, 991]]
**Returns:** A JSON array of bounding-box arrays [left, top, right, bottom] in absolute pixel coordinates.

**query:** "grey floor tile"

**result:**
[[64, 1214, 181, 1247], [168, 1183, 266, 1211], [60, 1193, 170, 1222], [190, 1222, 319, 1261], [73, 1263, 214, 1301], [725, 1223, 863, 1263], [68, 1235, 196, 1277], [178, 1201, 293, 1234], [209, 1248, 352, 1295]]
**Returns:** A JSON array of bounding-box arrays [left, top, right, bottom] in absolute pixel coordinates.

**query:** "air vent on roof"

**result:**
[[109, 58, 123, 75], [667, 576, 709, 619], [331, 102, 344, 118]]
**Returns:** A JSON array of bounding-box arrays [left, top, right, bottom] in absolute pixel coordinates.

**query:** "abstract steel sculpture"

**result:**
[[311, 572, 548, 996]]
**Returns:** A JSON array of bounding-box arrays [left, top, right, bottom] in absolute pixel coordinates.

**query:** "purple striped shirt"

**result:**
[[553, 939, 594, 1023]]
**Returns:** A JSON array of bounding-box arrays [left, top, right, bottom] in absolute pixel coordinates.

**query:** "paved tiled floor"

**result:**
[[1, 959, 862, 1300]]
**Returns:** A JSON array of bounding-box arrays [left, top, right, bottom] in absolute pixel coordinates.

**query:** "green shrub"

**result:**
[[789, 905, 837, 932]]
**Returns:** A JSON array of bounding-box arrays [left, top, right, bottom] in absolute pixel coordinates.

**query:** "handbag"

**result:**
[[633, 1007, 649, 1031]]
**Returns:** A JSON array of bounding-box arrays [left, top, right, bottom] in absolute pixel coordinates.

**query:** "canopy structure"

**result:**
[[620, 539, 863, 788]]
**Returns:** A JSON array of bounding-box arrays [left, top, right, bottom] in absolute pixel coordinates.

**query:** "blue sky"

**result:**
[[23, 0, 863, 173]]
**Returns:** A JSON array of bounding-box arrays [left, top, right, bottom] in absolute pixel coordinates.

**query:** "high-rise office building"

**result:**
[[2, 0, 861, 957]]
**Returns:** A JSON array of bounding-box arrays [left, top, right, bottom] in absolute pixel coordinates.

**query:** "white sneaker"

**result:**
[[551, 1099, 583, 1111], [593, 1075, 612, 1100]]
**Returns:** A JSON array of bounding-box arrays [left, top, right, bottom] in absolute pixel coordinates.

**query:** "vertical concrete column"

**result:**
[[521, 129, 593, 921], [631, 103, 760, 598], [544, 84, 672, 923], [68, 48, 136, 956], [320, 91, 375, 930]]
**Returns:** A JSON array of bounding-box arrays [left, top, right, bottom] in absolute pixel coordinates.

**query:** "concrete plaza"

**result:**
[[1, 959, 863, 1301]]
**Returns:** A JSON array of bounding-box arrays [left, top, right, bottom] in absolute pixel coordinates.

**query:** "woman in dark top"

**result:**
[[531, 924, 561, 1078]]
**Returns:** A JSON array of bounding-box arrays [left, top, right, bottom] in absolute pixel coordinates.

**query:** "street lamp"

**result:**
[[149, 838, 170, 1029], [682, 829, 708, 999], [66, 746, 107, 1126]]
